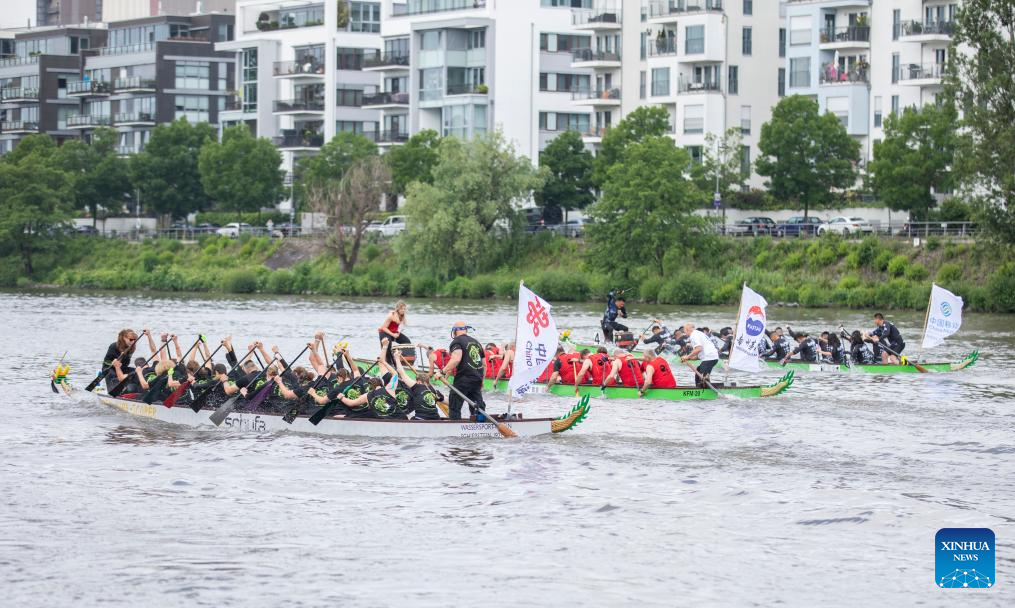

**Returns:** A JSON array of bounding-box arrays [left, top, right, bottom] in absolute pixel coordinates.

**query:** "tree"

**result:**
[[690, 127, 748, 205], [594, 105, 671, 184], [56, 127, 132, 226], [199, 125, 284, 217], [131, 119, 216, 218], [400, 131, 544, 279], [385, 129, 441, 197], [869, 102, 958, 221], [755, 95, 860, 219], [0, 134, 73, 277], [305, 156, 389, 273], [300, 131, 378, 186], [535, 130, 595, 223], [946, 0, 1015, 242], [585, 136, 702, 277]]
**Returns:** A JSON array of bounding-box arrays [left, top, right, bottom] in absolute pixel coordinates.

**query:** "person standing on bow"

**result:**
[[434, 321, 486, 420], [600, 289, 628, 343], [378, 300, 412, 365]]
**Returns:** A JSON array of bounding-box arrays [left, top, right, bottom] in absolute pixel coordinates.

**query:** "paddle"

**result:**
[[841, 325, 927, 373], [142, 336, 203, 404], [241, 344, 313, 415], [189, 344, 259, 412], [163, 341, 225, 408], [282, 342, 348, 424], [434, 376, 517, 438], [85, 331, 141, 392], [308, 360, 380, 425], [628, 320, 655, 352], [629, 359, 646, 398], [51, 350, 68, 393], [571, 359, 580, 396], [683, 361, 727, 399], [209, 353, 280, 426], [108, 338, 170, 397]]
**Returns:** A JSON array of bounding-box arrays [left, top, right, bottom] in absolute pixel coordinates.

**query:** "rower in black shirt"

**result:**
[[848, 330, 878, 365], [435, 321, 486, 420], [870, 313, 905, 364], [781, 332, 829, 364], [101, 329, 141, 391]]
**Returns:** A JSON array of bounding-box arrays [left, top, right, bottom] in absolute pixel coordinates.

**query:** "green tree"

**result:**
[[198, 125, 284, 217], [299, 131, 378, 186], [385, 129, 441, 197], [946, 0, 1015, 242], [869, 102, 958, 221], [56, 127, 132, 226], [400, 131, 544, 279], [586, 136, 702, 277], [755, 95, 860, 219], [0, 134, 73, 277], [535, 130, 595, 223], [131, 118, 216, 218], [690, 127, 748, 204], [594, 105, 671, 184]]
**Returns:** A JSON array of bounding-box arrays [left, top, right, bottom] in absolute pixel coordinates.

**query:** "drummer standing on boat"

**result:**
[[600, 290, 628, 343], [436, 321, 487, 420]]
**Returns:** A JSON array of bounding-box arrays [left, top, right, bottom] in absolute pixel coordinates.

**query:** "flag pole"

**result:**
[[505, 280, 524, 417], [918, 283, 933, 361]]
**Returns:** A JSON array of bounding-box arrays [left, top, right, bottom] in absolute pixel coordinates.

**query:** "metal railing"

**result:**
[[398, 0, 487, 17], [571, 88, 621, 101], [0, 87, 39, 101], [647, 39, 678, 57], [96, 43, 154, 56], [362, 91, 410, 106], [820, 64, 870, 84], [580, 126, 610, 138], [114, 112, 155, 124], [572, 48, 621, 63], [67, 114, 111, 127], [900, 20, 956, 37], [376, 130, 410, 143], [678, 78, 721, 93], [273, 60, 325, 77], [714, 220, 978, 238], [272, 99, 325, 113], [363, 52, 410, 69], [0, 120, 39, 132], [898, 62, 945, 82], [67, 81, 111, 96], [572, 9, 621, 26], [820, 25, 871, 44], [114, 76, 157, 91], [273, 133, 324, 148], [0, 55, 39, 67], [446, 83, 487, 95], [647, 0, 724, 18]]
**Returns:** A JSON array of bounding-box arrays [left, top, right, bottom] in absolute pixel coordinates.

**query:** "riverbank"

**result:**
[[5, 232, 1014, 312]]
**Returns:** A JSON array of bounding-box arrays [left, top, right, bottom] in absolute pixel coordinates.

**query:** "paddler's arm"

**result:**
[[641, 364, 654, 396], [344, 349, 358, 377], [111, 358, 128, 382], [135, 366, 150, 391], [171, 335, 183, 361], [378, 339, 394, 377], [393, 353, 416, 388], [440, 349, 462, 377], [275, 377, 298, 400]]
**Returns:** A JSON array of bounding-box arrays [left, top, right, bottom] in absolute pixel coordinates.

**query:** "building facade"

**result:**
[[102, 1, 239, 23], [36, 0, 103, 27]]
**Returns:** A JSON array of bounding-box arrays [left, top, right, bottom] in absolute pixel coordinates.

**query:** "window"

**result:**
[[779, 28, 785, 57], [538, 112, 590, 132], [790, 15, 811, 45], [538, 33, 590, 52], [789, 57, 810, 88], [740, 105, 751, 135], [740, 145, 751, 177], [827, 96, 848, 127], [336, 87, 363, 106], [686, 146, 703, 165], [350, 2, 381, 33], [175, 61, 209, 89], [218, 62, 227, 91], [337, 47, 366, 70], [743, 0, 752, 15], [241, 47, 258, 111], [639, 70, 646, 99], [175, 95, 209, 122], [742, 27, 752, 55], [728, 65, 738, 94], [684, 104, 703, 134], [778, 68, 785, 97], [891, 53, 899, 83], [336, 120, 376, 135], [640, 31, 647, 59], [651, 68, 670, 96], [217, 23, 234, 42], [469, 29, 486, 49], [385, 37, 409, 57], [891, 95, 899, 116], [539, 72, 590, 92], [892, 9, 901, 40], [873, 96, 882, 128], [421, 31, 441, 51], [685, 25, 704, 54]]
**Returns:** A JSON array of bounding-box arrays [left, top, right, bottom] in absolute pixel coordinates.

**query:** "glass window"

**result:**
[[873, 96, 882, 128], [743, 0, 752, 15], [728, 65, 738, 94], [790, 15, 811, 45], [686, 146, 702, 165], [241, 48, 257, 112], [740, 145, 751, 177], [778, 67, 785, 97], [651, 68, 670, 96], [421, 31, 441, 51], [779, 28, 785, 57], [218, 62, 227, 91], [684, 105, 703, 134], [336, 47, 366, 70], [639, 70, 646, 99], [742, 27, 752, 55], [891, 95, 899, 116], [350, 2, 381, 33], [892, 9, 901, 40], [789, 57, 810, 88], [740, 105, 751, 135], [385, 37, 409, 56], [175, 95, 209, 122], [891, 53, 899, 84], [469, 29, 486, 49], [175, 61, 209, 89], [685, 25, 704, 54], [336, 87, 363, 106]]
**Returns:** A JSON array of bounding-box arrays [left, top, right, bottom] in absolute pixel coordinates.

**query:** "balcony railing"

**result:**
[[0, 120, 39, 132], [571, 88, 621, 101], [376, 130, 410, 143], [446, 83, 487, 95], [647, 38, 678, 57], [820, 25, 871, 44], [900, 20, 956, 37], [572, 10, 621, 26], [114, 77, 157, 92], [96, 43, 154, 56], [273, 133, 324, 148], [572, 49, 621, 63], [67, 81, 111, 96], [580, 126, 610, 139], [648, 0, 724, 18], [114, 112, 155, 124], [0, 55, 39, 67], [273, 60, 325, 77], [364, 52, 410, 69], [678, 78, 721, 93], [116, 146, 139, 156], [273, 99, 325, 113], [0, 87, 39, 101], [363, 91, 410, 106], [898, 62, 946, 82], [820, 64, 870, 84], [398, 0, 487, 17], [67, 114, 112, 128]]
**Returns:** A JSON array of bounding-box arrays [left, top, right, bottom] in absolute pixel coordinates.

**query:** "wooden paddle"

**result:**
[[308, 359, 380, 425], [435, 376, 517, 438], [163, 341, 226, 408], [108, 338, 170, 397], [241, 344, 313, 414], [683, 361, 727, 399], [571, 359, 580, 396], [189, 344, 259, 412], [282, 343, 348, 424]]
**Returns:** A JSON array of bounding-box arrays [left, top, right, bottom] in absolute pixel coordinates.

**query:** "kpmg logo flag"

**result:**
[[509, 282, 558, 399], [729, 283, 768, 373], [923, 283, 964, 349], [936, 528, 994, 588]]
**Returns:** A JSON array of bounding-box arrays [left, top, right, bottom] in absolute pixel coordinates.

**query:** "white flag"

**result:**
[[922, 283, 963, 349], [729, 283, 769, 373], [509, 282, 558, 398]]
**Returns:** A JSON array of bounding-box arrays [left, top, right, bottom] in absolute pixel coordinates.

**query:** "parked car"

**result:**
[[775, 215, 824, 237], [216, 222, 254, 237], [728, 216, 777, 236], [365, 215, 406, 237], [818, 216, 875, 236], [75, 224, 100, 236], [268, 221, 300, 237]]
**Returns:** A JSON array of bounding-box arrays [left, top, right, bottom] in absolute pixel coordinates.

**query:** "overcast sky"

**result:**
[[1, 0, 37, 30]]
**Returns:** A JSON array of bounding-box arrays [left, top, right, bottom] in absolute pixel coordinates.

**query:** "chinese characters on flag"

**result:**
[[510, 282, 558, 399]]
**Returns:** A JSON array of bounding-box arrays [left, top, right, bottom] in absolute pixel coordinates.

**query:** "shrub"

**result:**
[[987, 262, 1015, 312], [363, 243, 381, 262], [925, 236, 942, 251], [874, 250, 894, 272], [905, 262, 929, 282], [266, 269, 298, 294], [754, 249, 777, 268], [657, 272, 712, 305], [857, 237, 881, 268], [781, 251, 805, 271], [529, 270, 590, 302], [441, 276, 473, 299], [837, 274, 861, 290], [410, 274, 438, 298], [936, 263, 963, 284], [798, 283, 826, 307], [887, 255, 909, 277], [140, 251, 159, 272], [385, 275, 411, 297], [639, 277, 664, 304], [466, 275, 495, 299], [224, 269, 259, 293], [711, 281, 739, 304], [845, 251, 861, 269], [494, 276, 518, 299]]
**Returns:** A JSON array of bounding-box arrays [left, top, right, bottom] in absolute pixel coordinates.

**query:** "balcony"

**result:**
[[571, 87, 621, 107], [273, 60, 325, 80], [898, 62, 945, 87], [396, 0, 487, 17], [647, 0, 724, 23], [67, 81, 111, 97], [376, 130, 409, 145], [0, 55, 39, 68], [819, 25, 871, 50], [580, 125, 609, 143], [362, 91, 409, 108], [96, 43, 155, 56], [678, 78, 722, 94], [572, 9, 622, 31], [0, 120, 39, 134], [363, 53, 410, 71], [116, 146, 140, 156], [251, 5, 325, 33], [114, 112, 156, 126], [446, 83, 488, 96], [273, 99, 325, 114], [273, 132, 324, 150], [647, 39, 678, 58], [114, 77, 157, 93], [820, 64, 870, 85], [571, 49, 621, 69], [67, 115, 112, 129], [899, 20, 955, 43], [0, 87, 39, 103]]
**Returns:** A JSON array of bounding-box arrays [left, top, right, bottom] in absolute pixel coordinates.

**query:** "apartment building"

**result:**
[[103, 1, 239, 23], [0, 13, 236, 155], [36, 0, 103, 27]]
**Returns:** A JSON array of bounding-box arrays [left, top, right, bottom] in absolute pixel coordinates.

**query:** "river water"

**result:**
[[1, 290, 1012, 607]]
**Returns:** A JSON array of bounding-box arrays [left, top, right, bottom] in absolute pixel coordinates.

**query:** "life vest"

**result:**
[[614, 332, 636, 349], [587, 353, 611, 386], [537, 359, 555, 383], [557, 353, 582, 384], [616, 355, 644, 387], [484, 347, 501, 379], [432, 348, 451, 370], [645, 356, 676, 389]]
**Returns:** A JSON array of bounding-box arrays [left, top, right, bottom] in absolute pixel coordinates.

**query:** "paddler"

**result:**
[[575, 346, 610, 386], [546, 346, 582, 389], [869, 313, 905, 364], [780, 332, 829, 364], [101, 328, 140, 391], [639, 348, 678, 395], [434, 321, 486, 420], [393, 348, 444, 420], [600, 289, 628, 343], [680, 323, 719, 389], [601, 349, 643, 388], [492, 341, 515, 384]]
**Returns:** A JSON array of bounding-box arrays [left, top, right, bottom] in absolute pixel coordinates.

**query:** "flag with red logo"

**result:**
[[729, 283, 768, 373], [509, 282, 559, 398]]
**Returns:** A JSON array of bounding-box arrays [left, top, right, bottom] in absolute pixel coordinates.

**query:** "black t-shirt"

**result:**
[[449, 334, 484, 381], [366, 388, 398, 418], [409, 383, 443, 420], [792, 338, 820, 362], [872, 321, 905, 351]]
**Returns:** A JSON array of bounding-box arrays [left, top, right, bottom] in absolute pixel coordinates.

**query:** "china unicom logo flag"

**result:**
[[936, 528, 994, 589]]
